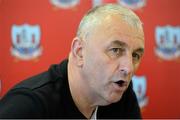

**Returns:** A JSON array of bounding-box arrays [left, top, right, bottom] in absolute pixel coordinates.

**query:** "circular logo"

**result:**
[[50, 0, 80, 9], [118, 0, 146, 10]]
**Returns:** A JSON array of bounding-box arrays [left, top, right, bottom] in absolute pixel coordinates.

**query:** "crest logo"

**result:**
[[155, 26, 180, 60], [11, 24, 42, 60], [117, 0, 146, 10], [50, 0, 80, 9], [132, 75, 148, 108]]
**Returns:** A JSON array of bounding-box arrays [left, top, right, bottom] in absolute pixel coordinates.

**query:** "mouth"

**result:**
[[114, 80, 127, 87]]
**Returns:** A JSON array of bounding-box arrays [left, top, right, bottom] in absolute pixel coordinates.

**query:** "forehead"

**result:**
[[88, 15, 144, 50]]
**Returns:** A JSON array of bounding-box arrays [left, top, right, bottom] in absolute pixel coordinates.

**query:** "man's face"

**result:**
[[81, 15, 144, 105]]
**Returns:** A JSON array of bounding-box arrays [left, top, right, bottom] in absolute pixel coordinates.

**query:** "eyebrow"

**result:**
[[110, 40, 128, 47], [134, 48, 144, 54], [110, 40, 144, 53]]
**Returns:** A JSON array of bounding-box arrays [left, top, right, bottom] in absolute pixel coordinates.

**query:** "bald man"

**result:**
[[0, 4, 144, 119]]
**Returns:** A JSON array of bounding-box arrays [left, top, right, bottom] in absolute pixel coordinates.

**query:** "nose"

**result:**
[[118, 55, 134, 77]]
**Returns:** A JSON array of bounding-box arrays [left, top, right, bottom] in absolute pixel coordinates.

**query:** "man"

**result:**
[[0, 4, 144, 119]]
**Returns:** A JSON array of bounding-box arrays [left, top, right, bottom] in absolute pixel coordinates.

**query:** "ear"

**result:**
[[71, 37, 84, 67]]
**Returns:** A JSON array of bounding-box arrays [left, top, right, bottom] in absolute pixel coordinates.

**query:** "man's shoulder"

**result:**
[[9, 65, 64, 105], [0, 60, 69, 118], [13, 60, 67, 91], [13, 71, 52, 90]]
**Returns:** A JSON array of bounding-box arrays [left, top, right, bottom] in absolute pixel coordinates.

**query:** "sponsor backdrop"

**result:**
[[0, 0, 180, 118]]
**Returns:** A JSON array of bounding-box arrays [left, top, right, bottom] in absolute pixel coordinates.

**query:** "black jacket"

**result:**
[[0, 59, 141, 118]]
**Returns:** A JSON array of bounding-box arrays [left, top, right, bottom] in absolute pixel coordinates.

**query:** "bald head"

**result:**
[[77, 4, 143, 40]]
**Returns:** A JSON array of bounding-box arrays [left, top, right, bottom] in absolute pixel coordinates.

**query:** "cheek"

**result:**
[[133, 62, 140, 73], [90, 58, 108, 80], [83, 45, 117, 82], [84, 53, 110, 82], [92, 59, 117, 88]]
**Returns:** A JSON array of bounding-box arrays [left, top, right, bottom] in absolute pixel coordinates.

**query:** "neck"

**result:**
[[68, 60, 96, 118]]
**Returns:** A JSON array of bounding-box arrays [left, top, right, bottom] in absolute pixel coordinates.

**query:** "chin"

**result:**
[[102, 94, 123, 106], [112, 92, 124, 101], [110, 96, 122, 103]]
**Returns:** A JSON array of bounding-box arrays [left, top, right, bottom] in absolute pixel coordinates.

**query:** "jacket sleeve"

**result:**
[[0, 88, 45, 118]]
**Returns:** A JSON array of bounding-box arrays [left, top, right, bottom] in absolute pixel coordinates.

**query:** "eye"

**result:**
[[132, 52, 141, 62], [111, 48, 120, 53], [107, 47, 124, 58]]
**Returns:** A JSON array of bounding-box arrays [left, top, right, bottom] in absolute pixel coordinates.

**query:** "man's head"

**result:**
[[69, 4, 144, 106]]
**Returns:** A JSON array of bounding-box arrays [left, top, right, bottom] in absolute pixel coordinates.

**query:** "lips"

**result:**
[[114, 80, 127, 87]]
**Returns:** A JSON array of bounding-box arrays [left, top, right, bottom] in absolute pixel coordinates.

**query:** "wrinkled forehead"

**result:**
[[78, 7, 143, 39], [85, 15, 145, 50], [85, 12, 143, 35], [104, 14, 143, 35], [90, 14, 144, 41]]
